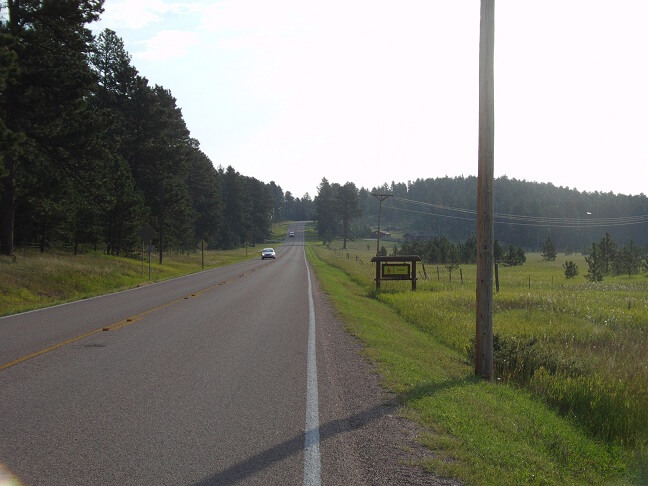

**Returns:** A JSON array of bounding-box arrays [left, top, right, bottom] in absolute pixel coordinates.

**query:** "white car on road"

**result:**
[[261, 248, 276, 259]]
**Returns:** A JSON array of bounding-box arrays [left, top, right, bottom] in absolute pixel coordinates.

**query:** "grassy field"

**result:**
[[308, 238, 647, 485], [3, 222, 645, 483], [0, 222, 291, 317]]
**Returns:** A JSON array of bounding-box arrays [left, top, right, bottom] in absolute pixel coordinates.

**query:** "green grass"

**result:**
[[307, 238, 647, 484], [269, 220, 292, 242], [0, 222, 290, 316]]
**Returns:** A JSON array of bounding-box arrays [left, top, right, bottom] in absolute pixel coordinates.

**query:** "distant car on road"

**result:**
[[261, 248, 276, 259], [288, 231, 295, 238]]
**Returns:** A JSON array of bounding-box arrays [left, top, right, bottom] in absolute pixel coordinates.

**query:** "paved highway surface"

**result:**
[[0, 223, 448, 485]]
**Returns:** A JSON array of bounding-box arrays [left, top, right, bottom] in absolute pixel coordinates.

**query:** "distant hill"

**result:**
[[356, 176, 647, 252]]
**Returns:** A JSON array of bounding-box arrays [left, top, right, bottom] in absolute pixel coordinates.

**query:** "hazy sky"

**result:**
[[93, 0, 647, 198]]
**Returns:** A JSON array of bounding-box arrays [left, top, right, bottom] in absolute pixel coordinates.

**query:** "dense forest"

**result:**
[[314, 176, 648, 254], [0, 2, 312, 258]]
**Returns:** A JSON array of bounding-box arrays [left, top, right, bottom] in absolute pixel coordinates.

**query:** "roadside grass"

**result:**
[[307, 239, 646, 484], [0, 222, 291, 317], [269, 221, 292, 242]]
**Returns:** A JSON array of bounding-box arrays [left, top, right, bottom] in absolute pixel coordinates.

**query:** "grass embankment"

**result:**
[[307, 239, 647, 485], [0, 222, 292, 317]]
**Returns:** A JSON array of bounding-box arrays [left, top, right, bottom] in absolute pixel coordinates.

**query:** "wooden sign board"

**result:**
[[370, 255, 421, 291], [381, 263, 411, 279]]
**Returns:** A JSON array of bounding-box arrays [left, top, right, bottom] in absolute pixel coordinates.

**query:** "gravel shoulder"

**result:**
[[311, 271, 461, 485]]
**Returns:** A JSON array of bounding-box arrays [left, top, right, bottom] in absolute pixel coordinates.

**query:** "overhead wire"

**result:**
[[384, 196, 648, 228]]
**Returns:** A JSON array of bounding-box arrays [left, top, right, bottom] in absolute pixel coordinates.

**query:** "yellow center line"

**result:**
[[0, 328, 104, 372], [1, 265, 263, 372]]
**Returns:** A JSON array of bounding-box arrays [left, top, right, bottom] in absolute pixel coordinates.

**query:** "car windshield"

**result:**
[[263, 248, 273, 252]]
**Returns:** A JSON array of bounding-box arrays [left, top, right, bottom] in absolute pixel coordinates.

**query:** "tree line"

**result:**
[[0, 3, 313, 259], [313, 176, 647, 269], [367, 176, 648, 252], [314, 176, 647, 254], [582, 233, 646, 281]]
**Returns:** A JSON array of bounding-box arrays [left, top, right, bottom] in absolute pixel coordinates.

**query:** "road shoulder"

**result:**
[[311, 272, 460, 485]]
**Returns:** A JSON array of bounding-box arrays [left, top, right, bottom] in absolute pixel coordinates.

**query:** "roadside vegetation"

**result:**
[[308, 238, 647, 485], [0, 223, 290, 317]]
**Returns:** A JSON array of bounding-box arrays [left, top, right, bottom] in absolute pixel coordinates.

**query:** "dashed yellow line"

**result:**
[[0, 328, 104, 372], [1, 265, 264, 372]]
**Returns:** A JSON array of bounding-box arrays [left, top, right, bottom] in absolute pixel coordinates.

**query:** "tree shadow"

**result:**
[[400, 375, 480, 404], [193, 375, 474, 485]]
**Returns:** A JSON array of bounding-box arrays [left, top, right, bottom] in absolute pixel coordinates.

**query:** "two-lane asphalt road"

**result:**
[[1, 223, 444, 485]]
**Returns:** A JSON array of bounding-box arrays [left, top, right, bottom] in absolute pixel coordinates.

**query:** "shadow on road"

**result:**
[[192, 376, 473, 485]]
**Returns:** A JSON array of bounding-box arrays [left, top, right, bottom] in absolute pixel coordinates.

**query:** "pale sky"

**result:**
[[93, 0, 648, 198]]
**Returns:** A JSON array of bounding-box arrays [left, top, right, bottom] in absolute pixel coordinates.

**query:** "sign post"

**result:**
[[198, 239, 208, 269], [139, 224, 158, 281], [370, 255, 421, 291]]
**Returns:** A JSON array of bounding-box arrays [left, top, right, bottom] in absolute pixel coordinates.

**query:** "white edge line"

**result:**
[[303, 247, 322, 486]]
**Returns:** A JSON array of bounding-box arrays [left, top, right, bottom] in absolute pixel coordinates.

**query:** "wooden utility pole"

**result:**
[[371, 193, 393, 256], [475, 0, 495, 381]]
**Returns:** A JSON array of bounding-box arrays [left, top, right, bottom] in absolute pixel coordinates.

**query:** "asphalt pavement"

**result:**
[[0, 223, 448, 485]]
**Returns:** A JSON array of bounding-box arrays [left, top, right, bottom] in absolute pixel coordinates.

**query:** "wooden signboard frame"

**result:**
[[370, 255, 421, 291]]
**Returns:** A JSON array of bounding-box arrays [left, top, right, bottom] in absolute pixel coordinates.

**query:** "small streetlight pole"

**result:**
[[371, 193, 393, 256]]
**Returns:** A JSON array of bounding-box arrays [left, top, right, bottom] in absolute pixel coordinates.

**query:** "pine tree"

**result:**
[[128, 84, 196, 262], [219, 166, 251, 249], [563, 261, 579, 279], [314, 178, 337, 244], [335, 182, 361, 249], [246, 176, 272, 244], [268, 181, 285, 223], [186, 144, 221, 245], [612, 241, 641, 276], [0, 0, 104, 255], [541, 236, 557, 260], [598, 233, 616, 274], [585, 242, 604, 282]]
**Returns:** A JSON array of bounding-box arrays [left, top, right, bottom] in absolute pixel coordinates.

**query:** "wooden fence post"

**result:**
[[495, 263, 499, 292]]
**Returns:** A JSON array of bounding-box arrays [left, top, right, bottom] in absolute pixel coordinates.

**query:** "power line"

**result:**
[[385, 197, 647, 228]]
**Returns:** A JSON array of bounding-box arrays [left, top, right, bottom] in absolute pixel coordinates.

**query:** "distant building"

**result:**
[[370, 230, 391, 239]]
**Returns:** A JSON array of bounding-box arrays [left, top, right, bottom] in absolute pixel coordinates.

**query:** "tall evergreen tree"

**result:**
[[0, 0, 104, 255], [128, 84, 196, 262], [268, 181, 284, 223], [314, 178, 337, 244], [0, 25, 19, 177], [186, 143, 221, 245], [219, 165, 251, 249], [284, 191, 295, 220], [246, 176, 272, 244], [293, 193, 314, 221], [335, 182, 360, 249]]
